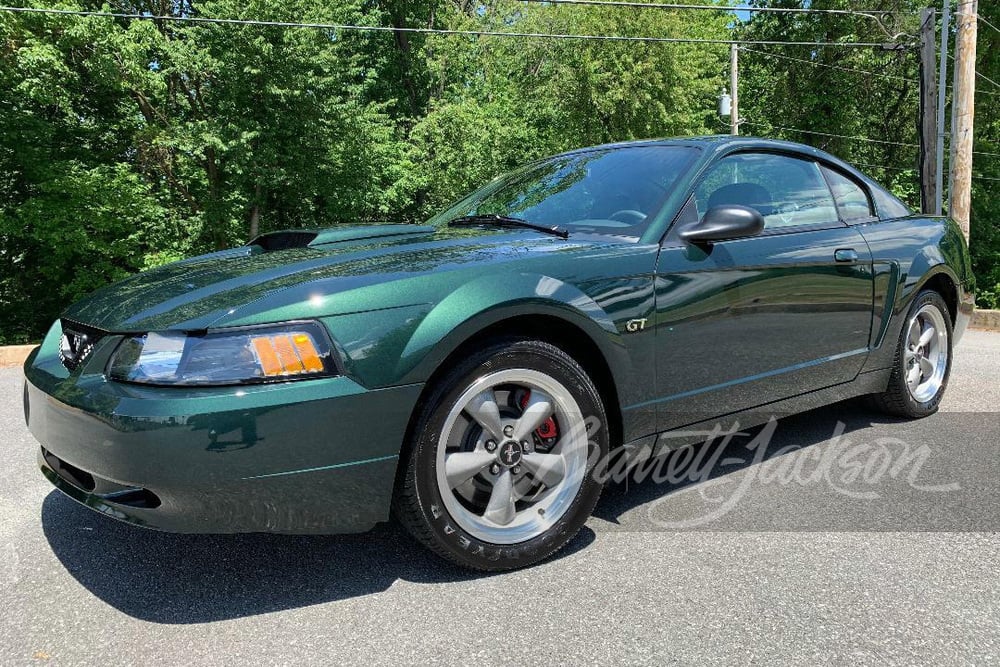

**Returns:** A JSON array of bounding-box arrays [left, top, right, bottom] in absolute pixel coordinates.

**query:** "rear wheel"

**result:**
[[393, 338, 608, 571], [871, 289, 952, 418]]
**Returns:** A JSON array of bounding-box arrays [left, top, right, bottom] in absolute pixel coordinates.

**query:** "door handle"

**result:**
[[834, 248, 859, 263]]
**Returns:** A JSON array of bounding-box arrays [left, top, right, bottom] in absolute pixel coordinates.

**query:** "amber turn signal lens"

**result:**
[[251, 332, 325, 377], [293, 334, 325, 372]]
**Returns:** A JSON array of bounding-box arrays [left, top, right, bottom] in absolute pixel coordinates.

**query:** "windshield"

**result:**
[[428, 145, 699, 235]]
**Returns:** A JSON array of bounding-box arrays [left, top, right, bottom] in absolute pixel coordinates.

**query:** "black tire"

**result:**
[[393, 337, 609, 571], [870, 289, 953, 419]]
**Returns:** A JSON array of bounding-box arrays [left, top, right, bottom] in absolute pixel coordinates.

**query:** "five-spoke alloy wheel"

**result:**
[[435, 368, 589, 544], [394, 337, 608, 571], [903, 303, 949, 403], [872, 289, 953, 418]]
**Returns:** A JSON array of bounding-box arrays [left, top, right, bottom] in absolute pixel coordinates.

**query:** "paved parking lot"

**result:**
[[1, 332, 998, 665]]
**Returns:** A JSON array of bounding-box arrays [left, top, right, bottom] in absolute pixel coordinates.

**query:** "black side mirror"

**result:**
[[679, 205, 765, 244]]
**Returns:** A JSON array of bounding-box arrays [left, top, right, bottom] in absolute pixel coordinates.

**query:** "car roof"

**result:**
[[557, 135, 858, 171], [563, 134, 841, 162]]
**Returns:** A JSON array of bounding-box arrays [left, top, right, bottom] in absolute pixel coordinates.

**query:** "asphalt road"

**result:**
[[1, 332, 998, 665]]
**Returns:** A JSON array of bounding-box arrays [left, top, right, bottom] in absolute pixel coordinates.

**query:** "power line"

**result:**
[[742, 121, 919, 148], [738, 43, 1000, 99], [978, 13, 1000, 35], [947, 83, 1000, 97], [974, 69, 1000, 91], [946, 52, 1000, 92], [0, 6, 901, 48], [520, 0, 905, 18], [973, 174, 1000, 181], [728, 21, 1000, 100], [739, 46, 918, 84], [849, 160, 915, 173], [945, 81, 1000, 97], [518, 0, 914, 42], [955, 10, 1000, 35], [748, 120, 1000, 158]]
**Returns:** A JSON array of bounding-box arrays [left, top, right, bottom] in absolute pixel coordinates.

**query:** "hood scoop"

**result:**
[[250, 224, 436, 253]]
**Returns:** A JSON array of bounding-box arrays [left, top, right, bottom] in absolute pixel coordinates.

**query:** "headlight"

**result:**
[[107, 322, 339, 386]]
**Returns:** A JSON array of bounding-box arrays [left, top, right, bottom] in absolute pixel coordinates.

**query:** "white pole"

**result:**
[[935, 0, 950, 215], [730, 44, 739, 136]]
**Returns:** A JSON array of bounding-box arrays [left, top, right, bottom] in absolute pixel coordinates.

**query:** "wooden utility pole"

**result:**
[[730, 44, 739, 136], [919, 7, 938, 214], [949, 0, 977, 241]]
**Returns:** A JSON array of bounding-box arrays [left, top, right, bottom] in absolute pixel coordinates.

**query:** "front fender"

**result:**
[[395, 273, 630, 388]]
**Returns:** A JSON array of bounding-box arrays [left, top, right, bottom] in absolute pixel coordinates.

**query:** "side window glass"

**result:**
[[871, 186, 912, 220], [694, 153, 839, 230], [821, 166, 874, 222]]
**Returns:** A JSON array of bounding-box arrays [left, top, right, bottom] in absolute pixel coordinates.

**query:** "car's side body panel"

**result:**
[[638, 140, 973, 442], [650, 224, 875, 431], [638, 213, 973, 457]]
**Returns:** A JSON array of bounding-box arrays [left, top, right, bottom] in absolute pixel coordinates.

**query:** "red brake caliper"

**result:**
[[519, 391, 559, 440]]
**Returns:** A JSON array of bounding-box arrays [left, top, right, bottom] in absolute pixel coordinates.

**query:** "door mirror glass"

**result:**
[[679, 205, 765, 243]]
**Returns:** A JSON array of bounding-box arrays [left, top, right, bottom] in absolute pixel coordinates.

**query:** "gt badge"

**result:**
[[625, 318, 648, 333]]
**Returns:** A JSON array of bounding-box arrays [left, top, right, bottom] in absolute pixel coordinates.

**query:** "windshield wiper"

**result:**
[[447, 214, 569, 239]]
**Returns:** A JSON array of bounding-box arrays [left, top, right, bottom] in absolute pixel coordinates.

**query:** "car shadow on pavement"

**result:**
[[41, 398, 907, 624], [40, 491, 596, 624], [591, 398, 922, 527]]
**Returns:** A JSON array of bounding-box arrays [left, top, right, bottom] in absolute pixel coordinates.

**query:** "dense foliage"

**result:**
[[0, 0, 996, 342], [968, 0, 1000, 308]]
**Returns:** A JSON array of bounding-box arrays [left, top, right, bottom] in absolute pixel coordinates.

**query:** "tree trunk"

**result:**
[[249, 183, 262, 239], [203, 146, 227, 250]]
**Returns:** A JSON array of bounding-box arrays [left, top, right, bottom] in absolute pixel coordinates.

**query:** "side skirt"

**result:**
[[618, 368, 892, 464]]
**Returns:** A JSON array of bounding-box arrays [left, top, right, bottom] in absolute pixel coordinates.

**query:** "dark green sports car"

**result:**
[[24, 136, 974, 570]]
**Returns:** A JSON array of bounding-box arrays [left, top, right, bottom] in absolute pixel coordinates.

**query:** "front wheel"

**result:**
[[393, 338, 608, 571], [871, 289, 953, 418]]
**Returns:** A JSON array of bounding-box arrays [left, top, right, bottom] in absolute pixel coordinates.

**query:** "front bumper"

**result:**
[[24, 342, 422, 534]]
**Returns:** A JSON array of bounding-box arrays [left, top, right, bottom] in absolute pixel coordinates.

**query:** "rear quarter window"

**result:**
[[869, 184, 913, 220], [821, 166, 875, 222]]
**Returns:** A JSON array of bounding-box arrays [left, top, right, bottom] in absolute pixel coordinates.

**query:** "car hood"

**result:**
[[62, 224, 610, 332]]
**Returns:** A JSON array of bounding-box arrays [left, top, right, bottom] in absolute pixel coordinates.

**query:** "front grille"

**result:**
[[58, 319, 107, 372]]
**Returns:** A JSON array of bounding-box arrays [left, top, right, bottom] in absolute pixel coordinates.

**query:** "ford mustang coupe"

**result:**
[[23, 136, 974, 570]]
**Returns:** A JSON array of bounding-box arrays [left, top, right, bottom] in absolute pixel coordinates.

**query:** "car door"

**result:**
[[652, 151, 875, 431]]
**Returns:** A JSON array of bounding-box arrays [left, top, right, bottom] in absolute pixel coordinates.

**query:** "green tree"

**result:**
[[737, 0, 923, 201], [399, 0, 729, 215], [970, 0, 1000, 307]]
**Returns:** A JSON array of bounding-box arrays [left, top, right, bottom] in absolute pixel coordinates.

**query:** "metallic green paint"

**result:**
[[240, 455, 401, 480], [307, 224, 436, 247], [856, 214, 974, 373], [25, 330, 421, 533], [24, 136, 973, 535], [651, 223, 875, 429]]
